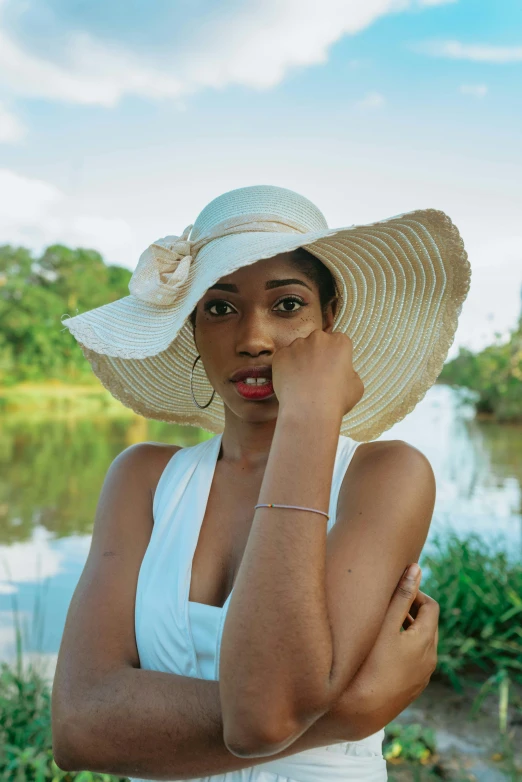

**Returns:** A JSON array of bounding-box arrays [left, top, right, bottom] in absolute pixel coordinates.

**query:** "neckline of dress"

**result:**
[[186, 432, 232, 612], [186, 431, 346, 613]]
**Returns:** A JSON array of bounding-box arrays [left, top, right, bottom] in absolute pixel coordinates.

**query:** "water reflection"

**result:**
[[0, 414, 212, 542], [0, 385, 520, 675], [387, 385, 522, 559]]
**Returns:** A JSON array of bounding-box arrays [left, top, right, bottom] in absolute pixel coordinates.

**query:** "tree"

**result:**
[[0, 242, 132, 384]]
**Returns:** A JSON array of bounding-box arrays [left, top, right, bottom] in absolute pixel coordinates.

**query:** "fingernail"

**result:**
[[406, 564, 420, 579]]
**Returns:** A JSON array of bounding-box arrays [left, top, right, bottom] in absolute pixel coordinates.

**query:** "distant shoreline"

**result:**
[[0, 380, 134, 416], [0, 380, 108, 401], [3, 381, 522, 427]]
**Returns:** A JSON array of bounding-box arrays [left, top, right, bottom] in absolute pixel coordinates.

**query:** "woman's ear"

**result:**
[[322, 297, 338, 334]]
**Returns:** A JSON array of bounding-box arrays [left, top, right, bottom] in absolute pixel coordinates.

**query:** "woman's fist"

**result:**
[[271, 329, 364, 419]]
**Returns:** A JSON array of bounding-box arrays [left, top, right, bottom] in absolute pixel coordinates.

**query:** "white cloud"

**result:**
[[0, 99, 26, 142], [0, 168, 134, 264], [0, 27, 186, 107], [355, 91, 386, 109], [0, 0, 458, 106], [0, 168, 61, 223], [460, 83, 488, 98], [413, 39, 522, 63], [0, 528, 92, 676], [70, 214, 134, 260], [0, 525, 64, 592], [466, 234, 522, 270]]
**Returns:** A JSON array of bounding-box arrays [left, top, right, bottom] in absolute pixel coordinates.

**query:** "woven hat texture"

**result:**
[[62, 184, 471, 441]]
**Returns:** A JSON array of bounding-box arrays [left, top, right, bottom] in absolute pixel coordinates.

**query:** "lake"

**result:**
[[0, 384, 521, 681]]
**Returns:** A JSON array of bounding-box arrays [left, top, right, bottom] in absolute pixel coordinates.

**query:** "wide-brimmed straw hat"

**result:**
[[61, 184, 471, 441]]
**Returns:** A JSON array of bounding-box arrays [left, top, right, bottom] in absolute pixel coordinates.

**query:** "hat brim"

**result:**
[[62, 208, 470, 441]]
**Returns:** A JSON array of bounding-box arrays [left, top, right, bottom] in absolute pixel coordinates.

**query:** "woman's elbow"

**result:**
[[52, 689, 118, 774], [223, 712, 300, 759], [221, 678, 330, 757], [52, 713, 92, 772]]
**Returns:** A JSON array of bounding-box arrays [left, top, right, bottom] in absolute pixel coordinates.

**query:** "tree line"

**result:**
[[0, 242, 131, 384], [440, 291, 522, 422], [1, 241, 521, 422]]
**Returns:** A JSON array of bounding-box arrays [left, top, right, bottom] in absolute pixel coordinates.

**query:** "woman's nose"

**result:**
[[235, 310, 274, 357]]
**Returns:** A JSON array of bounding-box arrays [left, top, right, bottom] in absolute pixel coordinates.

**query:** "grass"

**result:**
[[0, 558, 127, 782], [420, 531, 522, 690], [0, 659, 124, 781]]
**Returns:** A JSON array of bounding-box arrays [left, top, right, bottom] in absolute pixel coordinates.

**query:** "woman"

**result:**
[[53, 184, 471, 781]]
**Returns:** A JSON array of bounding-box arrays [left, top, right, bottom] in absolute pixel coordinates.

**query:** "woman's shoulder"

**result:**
[[115, 436, 219, 510], [110, 441, 184, 507], [351, 438, 430, 464], [115, 440, 183, 470], [337, 436, 433, 490], [343, 438, 435, 498]]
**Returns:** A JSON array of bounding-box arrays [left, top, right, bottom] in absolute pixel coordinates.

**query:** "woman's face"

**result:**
[[192, 251, 336, 423]]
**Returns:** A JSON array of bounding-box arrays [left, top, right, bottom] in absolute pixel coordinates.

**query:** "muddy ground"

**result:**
[[387, 676, 522, 780]]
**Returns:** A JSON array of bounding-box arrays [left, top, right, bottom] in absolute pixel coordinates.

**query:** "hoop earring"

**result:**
[[190, 354, 216, 409]]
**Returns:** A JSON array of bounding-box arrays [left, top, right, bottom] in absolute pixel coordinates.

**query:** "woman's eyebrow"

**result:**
[[208, 278, 313, 293]]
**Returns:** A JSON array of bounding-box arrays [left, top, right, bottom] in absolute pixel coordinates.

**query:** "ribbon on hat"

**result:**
[[129, 213, 313, 307], [128, 225, 195, 307]]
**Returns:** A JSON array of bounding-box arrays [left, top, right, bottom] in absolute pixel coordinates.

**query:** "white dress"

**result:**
[[132, 432, 388, 781]]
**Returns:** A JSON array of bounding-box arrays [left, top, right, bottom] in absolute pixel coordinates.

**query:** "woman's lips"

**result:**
[[233, 379, 275, 400]]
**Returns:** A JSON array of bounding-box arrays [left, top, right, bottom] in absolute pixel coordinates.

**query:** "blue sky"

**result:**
[[0, 0, 521, 354]]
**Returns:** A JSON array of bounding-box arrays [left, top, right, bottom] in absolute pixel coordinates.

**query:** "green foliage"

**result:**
[[0, 243, 131, 385], [0, 660, 127, 781], [420, 531, 522, 690], [439, 319, 522, 420], [469, 670, 521, 779], [384, 722, 437, 765], [0, 587, 129, 782]]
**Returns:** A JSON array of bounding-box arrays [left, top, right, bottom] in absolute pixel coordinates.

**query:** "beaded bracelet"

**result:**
[[254, 503, 329, 520]]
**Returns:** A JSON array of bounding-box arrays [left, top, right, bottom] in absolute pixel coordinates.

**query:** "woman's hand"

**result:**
[[318, 565, 439, 743], [271, 329, 364, 419]]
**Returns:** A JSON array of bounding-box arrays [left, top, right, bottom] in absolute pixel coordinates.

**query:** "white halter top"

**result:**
[[133, 432, 387, 782]]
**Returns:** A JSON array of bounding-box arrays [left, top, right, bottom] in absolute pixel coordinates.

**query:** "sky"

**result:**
[[0, 0, 521, 356]]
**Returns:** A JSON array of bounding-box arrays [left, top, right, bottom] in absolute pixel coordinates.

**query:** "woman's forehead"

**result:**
[[215, 252, 303, 286]]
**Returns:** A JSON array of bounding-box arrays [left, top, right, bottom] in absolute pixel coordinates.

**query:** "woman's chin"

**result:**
[[224, 395, 279, 423]]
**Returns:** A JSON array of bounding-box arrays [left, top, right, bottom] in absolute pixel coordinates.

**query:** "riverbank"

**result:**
[[1, 530, 520, 780], [2, 654, 520, 781], [3, 372, 522, 427], [389, 675, 522, 780], [3, 655, 521, 781], [0, 380, 134, 418], [439, 324, 522, 423]]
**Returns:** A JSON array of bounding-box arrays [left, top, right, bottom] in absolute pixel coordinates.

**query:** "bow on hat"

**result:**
[[128, 213, 312, 308], [128, 224, 195, 307]]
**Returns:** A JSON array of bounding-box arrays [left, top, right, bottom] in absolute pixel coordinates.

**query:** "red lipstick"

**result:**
[[230, 364, 274, 400], [234, 379, 275, 400]]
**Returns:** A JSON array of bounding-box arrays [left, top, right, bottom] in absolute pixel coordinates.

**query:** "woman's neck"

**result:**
[[219, 414, 278, 470]]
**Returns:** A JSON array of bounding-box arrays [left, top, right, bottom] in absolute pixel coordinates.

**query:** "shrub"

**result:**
[[0, 659, 129, 781], [420, 531, 522, 690]]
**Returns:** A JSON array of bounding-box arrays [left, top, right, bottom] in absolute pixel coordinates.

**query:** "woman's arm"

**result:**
[[58, 668, 351, 778], [59, 568, 437, 778], [219, 331, 436, 757]]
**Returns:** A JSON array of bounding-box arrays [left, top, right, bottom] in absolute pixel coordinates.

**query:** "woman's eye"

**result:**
[[274, 296, 306, 313], [205, 300, 235, 316]]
